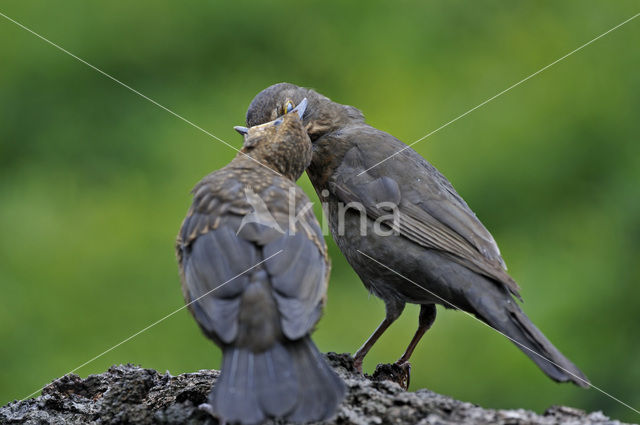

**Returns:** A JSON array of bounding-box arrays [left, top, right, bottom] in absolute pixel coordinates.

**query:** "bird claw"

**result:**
[[394, 361, 411, 390], [369, 361, 411, 390]]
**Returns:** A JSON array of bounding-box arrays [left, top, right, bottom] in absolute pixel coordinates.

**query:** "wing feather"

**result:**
[[331, 128, 521, 299], [178, 175, 329, 344], [264, 230, 327, 340]]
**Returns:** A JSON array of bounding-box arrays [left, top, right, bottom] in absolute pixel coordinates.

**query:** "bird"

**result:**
[[245, 82, 590, 388], [176, 98, 345, 424]]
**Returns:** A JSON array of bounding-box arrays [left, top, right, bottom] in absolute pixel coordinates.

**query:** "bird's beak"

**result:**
[[235, 98, 307, 136], [290, 98, 307, 120], [234, 126, 249, 135]]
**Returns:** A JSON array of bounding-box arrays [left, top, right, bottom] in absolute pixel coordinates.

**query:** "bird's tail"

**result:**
[[209, 337, 345, 424], [467, 284, 590, 388]]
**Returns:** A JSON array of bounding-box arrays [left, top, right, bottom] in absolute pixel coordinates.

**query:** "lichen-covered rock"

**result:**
[[0, 353, 629, 425]]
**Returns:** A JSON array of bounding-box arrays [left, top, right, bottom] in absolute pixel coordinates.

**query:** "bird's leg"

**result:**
[[396, 304, 437, 365], [353, 319, 392, 373], [353, 300, 405, 373]]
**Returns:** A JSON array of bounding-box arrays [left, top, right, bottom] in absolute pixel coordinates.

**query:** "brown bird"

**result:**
[[176, 98, 345, 424], [245, 83, 589, 388]]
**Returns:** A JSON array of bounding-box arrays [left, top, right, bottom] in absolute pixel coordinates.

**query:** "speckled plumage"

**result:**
[[176, 109, 345, 424]]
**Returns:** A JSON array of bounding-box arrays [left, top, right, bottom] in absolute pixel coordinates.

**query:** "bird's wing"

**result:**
[[178, 211, 257, 344], [177, 178, 328, 344], [262, 186, 329, 340], [329, 126, 521, 298], [263, 227, 328, 340]]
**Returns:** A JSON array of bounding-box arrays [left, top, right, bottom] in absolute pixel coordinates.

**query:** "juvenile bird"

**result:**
[[176, 98, 345, 424], [246, 83, 589, 388]]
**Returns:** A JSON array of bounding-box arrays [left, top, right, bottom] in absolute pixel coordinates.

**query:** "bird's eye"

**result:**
[[284, 101, 294, 114]]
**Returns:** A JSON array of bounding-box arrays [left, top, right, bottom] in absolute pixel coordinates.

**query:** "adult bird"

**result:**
[[176, 98, 345, 424], [246, 83, 589, 388]]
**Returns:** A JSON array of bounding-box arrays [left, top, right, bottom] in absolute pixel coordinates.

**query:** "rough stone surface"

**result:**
[[0, 353, 631, 425]]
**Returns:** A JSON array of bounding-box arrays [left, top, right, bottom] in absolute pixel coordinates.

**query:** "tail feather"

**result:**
[[287, 338, 346, 422], [507, 307, 589, 387], [210, 348, 264, 424], [465, 282, 589, 388], [254, 344, 297, 417], [210, 338, 345, 424]]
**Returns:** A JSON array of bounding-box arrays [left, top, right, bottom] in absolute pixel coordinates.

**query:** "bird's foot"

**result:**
[[394, 360, 411, 390], [369, 361, 411, 390]]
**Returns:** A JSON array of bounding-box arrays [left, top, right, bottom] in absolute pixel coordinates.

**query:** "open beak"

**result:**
[[290, 97, 307, 120], [234, 97, 307, 136]]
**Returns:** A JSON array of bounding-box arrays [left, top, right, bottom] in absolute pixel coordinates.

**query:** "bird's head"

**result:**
[[234, 98, 312, 181], [246, 82, 364, 142]]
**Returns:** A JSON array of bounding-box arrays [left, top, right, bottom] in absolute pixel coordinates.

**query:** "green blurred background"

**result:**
[[1, 1, 639, 422]]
